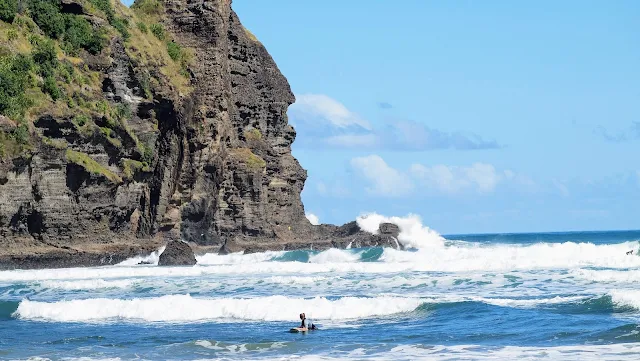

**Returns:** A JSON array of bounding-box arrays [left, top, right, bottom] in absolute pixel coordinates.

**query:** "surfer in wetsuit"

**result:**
[[299, 313, 317, 330]]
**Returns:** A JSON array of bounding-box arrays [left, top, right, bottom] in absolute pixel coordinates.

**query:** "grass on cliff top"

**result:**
[[0, 0, 191, 171], [124, 22, 192, 96], [0, 14, 109, 125], [66, 149, 123, 184], [0, 0, 191, 125], [127, 0, 192, 96], [0, 16, 34, 54], [229, 147, 266, 171]]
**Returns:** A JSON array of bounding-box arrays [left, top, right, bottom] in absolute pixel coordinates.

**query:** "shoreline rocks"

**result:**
[[158, 241, 196, 266]]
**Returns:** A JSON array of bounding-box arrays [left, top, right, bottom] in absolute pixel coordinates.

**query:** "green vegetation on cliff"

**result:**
[[65, 149, 122, 183], [0, 0, 18, 23], [0, 0, 193, 117], [121, 158, 150, 179], [0, 0, 194, 183], [0, 128, 28, 159], [0, 52, 33, 119], [229, 148, 267, 171], [27, 0, 108, 54], [244, 128, 262, 141]]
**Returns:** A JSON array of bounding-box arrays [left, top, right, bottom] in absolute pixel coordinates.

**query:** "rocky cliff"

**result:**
[[0, 0, 394, 269]]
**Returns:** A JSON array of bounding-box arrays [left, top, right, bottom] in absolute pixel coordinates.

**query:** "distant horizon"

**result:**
[[442, 228, 640, 238]]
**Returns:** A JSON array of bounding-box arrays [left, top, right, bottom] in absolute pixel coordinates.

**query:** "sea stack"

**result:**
[[158, 241, 196, 266]]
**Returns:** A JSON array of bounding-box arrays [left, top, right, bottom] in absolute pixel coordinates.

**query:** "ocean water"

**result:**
[[2, 214, 640, 360]]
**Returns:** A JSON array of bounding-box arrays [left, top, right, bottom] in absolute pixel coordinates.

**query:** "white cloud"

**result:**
[[350, 155, 536, 197], [289, 94, 371, 130], [289, 94, 500, 151], [350, 155, 414, 197], [410, 162, 505, 194], [504, 170, 538, 192], [325, 134, 378, 148], [465, 163, 502, 192], [305, 213, 320, 225]]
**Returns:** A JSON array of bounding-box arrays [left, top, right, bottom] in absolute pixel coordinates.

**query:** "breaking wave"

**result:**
[[14, 295, 424, 323], [356, 212, 445, 249], [16, 292, 636, 323]]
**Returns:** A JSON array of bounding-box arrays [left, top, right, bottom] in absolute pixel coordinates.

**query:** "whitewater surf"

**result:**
[[2, 214, 640, 360]]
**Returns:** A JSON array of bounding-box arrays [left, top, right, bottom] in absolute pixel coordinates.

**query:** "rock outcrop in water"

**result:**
[[158, 241, 196, 266], [0, 0, 393, 269]]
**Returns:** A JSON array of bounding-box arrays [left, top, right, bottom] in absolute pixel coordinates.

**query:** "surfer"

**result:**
[[299, 313, 307, 328], [298, 313, 317, 330], [627, 250, 634, 255]]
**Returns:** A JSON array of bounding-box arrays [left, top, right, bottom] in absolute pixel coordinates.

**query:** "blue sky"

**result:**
[[136, 0, 640, 234]]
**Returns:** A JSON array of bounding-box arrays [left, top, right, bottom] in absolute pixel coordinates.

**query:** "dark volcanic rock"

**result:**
[[328, 221, 402, 249], [331, 221, 362, 238], [159, 0, 311, 245], [378, 223, 403, 250], [0, 115, 16, 132], [379, 223, 400, 238], [218, 237, 243, 255], [158, 241, 196, 266]]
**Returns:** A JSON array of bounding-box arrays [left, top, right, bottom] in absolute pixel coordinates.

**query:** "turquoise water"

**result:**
[[2, 229, 640, 360]]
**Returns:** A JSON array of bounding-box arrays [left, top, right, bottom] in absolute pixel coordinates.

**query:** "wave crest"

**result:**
[[356, 213, 445, 249], [14, 295, 424, 323]]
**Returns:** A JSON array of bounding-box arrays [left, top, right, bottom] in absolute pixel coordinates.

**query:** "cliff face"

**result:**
[[0, 0, 314, 268], [0, 0, 396, 269], [157, 0, 311, 245]]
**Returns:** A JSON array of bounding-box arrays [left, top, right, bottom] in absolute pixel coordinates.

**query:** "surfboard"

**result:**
[[290, 327, 307, 333]]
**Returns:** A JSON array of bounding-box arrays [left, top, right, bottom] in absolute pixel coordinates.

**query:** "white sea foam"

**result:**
[[470, 295, 586, 308], [609, 289, 640, 310], [14, 292, 592, 324], [266, 276, 329, 285], [382, 344, 640, 361], [1, 215, 638, 285], [196, 251, 284, 265], [179, 343, 640, 361], [379, 240, 640, 272], [1, 243, 639, 285], [309, 248, 361, 263], [14, 295, 424, 323], [19, 344, 640, 361], [38, 279, 136, 290], [117, 246, 165, 266], [194, 340, 288, 353], [572, 269, 640, 284], [356, 213, 445, 249], [366, 343, 640, 361]]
